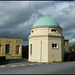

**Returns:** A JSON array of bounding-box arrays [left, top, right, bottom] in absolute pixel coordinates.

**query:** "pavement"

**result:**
[[0, 59, 75, 74], [0, 58, 44, 71]]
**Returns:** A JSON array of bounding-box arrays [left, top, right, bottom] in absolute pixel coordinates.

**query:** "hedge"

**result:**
[[64, 52, 75, 61]]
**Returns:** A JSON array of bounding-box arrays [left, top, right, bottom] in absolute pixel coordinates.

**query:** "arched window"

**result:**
[[16, 45, 20, 54], [0, 44, 2, 54]]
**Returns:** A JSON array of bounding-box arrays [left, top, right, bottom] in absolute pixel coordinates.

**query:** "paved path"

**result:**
[[0, 61, 75, 74], [0, 60, 43, 71]]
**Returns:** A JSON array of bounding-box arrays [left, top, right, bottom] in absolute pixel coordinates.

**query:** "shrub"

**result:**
[[0, 56, 6, 64]]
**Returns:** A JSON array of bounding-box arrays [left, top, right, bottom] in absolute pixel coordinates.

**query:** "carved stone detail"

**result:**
[[6, 40, 10, 43], [16, 40, 21, 44]]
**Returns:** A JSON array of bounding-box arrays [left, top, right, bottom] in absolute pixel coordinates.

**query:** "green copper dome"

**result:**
[[33, 16, 60, 28]]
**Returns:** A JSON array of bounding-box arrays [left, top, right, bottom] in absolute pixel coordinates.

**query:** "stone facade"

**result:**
[[0, 37, 22, 59], [64, 39, 69, 51]]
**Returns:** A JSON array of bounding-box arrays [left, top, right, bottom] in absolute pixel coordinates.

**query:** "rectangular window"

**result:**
[[16, 45, 19, 54], [64, 42, 66, 46], [30, 44, 32, 55], [51, 29, 56, 32], [5, 44, 10, 54], [52, 44, 58, 48]]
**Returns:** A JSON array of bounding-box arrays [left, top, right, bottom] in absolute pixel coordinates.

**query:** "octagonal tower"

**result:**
[[28, 16, 64, 63]]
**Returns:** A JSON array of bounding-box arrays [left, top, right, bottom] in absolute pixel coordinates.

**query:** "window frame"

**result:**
[[51, 29, 56, 32], [52, 43, 58, 48], [30, 44, 32, 56], [5, 44, 10, 54], [64, 42, 66, 46], [31, 30, 34, 33], [16, 45, 20, 54]]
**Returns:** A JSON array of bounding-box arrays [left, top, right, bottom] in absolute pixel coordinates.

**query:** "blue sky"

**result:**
[[0, 1, 75, 46]]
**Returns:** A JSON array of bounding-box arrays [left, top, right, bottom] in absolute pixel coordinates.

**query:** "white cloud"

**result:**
[[69, 38, 75, 43]]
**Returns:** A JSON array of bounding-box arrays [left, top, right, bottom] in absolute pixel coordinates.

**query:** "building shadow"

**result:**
[[0, 60, 9, 65], [22, 45, 29, 59]]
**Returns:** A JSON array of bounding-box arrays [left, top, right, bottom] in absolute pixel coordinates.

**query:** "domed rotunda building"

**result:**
[[28, 16, 64, 63]]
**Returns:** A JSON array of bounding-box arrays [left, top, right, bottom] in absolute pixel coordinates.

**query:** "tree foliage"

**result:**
[[69, 44, 75, 52]]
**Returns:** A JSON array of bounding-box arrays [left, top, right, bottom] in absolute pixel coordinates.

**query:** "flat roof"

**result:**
[[0, 37, 22, 39]]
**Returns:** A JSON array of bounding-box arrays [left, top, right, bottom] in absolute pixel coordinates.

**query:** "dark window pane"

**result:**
[[52, 44, 54, 47], [6, 45, 10, 54], [51, 29, 56, 32], [55, 44, 57, 47], [52, 44, 57, 48], [30, 44, 32, 55]]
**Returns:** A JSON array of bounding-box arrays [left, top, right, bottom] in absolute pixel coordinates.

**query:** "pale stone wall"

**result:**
[[0, 37, 22, 59], [48, 37, 64, 62], [28, 36, 48, 62], [29, 27, 64, 63]]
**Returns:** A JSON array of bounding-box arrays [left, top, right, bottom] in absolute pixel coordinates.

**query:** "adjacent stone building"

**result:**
[[0, 37, 22, 59], [28, 16, 64, 63], [64, 39, 69, 51]]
